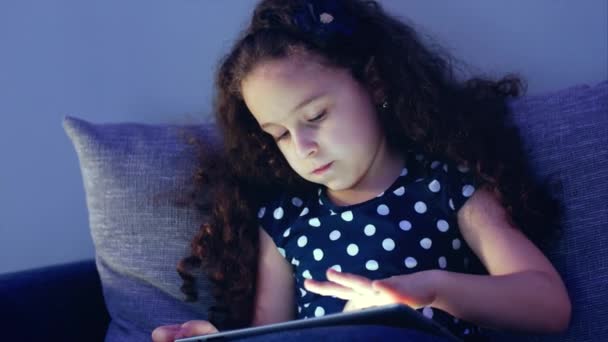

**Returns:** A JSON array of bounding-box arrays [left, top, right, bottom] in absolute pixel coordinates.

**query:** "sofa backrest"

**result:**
[[490, 80, 608, 341]]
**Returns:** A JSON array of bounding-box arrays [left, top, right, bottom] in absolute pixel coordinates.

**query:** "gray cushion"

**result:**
[[64, 117, 219, 342], [64, 80, 607, 342], [489, 80, 608, 341]]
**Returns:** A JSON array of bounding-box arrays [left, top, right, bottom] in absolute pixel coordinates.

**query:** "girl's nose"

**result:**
[[293, 131, 318, 159]]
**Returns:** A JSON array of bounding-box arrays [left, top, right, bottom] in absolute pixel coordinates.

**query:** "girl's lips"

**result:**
[[312, 162, 333, 174]]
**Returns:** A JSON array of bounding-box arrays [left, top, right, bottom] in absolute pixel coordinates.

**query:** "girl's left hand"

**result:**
[[303, 268, 440, 312]]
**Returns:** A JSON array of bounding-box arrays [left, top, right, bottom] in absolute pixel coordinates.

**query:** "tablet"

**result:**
[[175, 303, 462, 342]]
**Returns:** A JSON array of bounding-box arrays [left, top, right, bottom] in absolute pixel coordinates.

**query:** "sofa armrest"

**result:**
[[0, 259, 110, 341]]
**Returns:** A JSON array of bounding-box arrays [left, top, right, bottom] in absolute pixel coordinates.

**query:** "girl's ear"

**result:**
[[362, 55, 388, 107]]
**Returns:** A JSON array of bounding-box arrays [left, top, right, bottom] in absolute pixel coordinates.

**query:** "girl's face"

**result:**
[[241, 54, 401, 199]]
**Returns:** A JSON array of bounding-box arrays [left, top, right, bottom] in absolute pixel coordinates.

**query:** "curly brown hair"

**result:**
[[177, 0, 562, 329]]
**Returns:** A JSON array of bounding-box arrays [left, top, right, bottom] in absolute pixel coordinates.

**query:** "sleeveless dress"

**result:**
[[258, 147, 489, 340]]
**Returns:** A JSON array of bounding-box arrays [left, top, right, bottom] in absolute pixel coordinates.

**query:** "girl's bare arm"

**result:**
[[251, 227, 296, 326], [431, 187, 571, 333]]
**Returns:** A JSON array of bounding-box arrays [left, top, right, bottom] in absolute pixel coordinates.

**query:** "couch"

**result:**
[[0, 80, 606, 341]]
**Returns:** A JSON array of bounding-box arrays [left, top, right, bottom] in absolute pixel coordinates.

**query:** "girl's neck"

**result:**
[[326, 140, 405, 207]]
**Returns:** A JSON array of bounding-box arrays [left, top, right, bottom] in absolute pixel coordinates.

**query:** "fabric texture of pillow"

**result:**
[[64, 117, 219, 342]]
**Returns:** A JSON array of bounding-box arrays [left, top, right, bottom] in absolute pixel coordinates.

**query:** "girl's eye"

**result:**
[[309, 110, 326, 122], [275, 131, 290, 142], [273, 110, 325, 142]]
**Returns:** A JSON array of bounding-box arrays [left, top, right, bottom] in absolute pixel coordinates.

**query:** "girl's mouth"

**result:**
[[312, 162, 333, 175]]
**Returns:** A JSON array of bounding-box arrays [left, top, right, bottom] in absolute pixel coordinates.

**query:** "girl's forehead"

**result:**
[[243, 57, 341, 99], [242, 57, 342, 125], [249, 55, 336, 83], [241, 56, 351, 106]]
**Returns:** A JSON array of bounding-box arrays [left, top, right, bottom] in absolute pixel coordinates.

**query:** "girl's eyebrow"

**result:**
[[261, 93, 324, 129]]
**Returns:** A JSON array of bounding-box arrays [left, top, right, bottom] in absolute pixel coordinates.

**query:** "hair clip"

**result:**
[[319, 13, 334, 24], [293, 0, 356, 43]]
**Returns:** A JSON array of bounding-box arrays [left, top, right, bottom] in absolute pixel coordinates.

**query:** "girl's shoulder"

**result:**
[[256, 186, 316, 237], [406, 146, 482, 216]]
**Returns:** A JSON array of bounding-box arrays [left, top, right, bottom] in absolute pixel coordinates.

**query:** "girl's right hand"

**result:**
[[151, 320, 219, 342]]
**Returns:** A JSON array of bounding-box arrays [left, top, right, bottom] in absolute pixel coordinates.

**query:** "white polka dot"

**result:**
[[420, 238, 432, 249], [377, 204, 390, 216], [414, 201, 427, 214], [308, 218, 321, 227], [329, 209, 337, 216], [283, 227, 291, 237], [404, 257, 418, 268], [347, 244, 359, 256], [292, 197, 303, 207], [443, 164, 448, 172], [299, 207, 309, 216], [341, 211, 353, 221], [462, 185, 475, 197], [431, 161, 441, 169], [464, 329, 470, 335], [304, 303, 311, 308], [277, 248, 286, 257], [382, 238, 395, 251], [297, 236, 308, 247], [393, 186, 405, 196], [422, 306, 434, 318], [273, 207, 284, 219], [314, 306, 325, 317], [329, 230, 341, 241], [313, 248, 324, 261], [318, 197, 323, 205], [257, 207, 266, 218], [291, 258, 300, 266], [302, 270, 312, 279], [298, 306, 302, 313], [448, 199, 455, 210], [436, 220, 449, 232], [318, 188, 322, 196], [399, 220, 412, 231], [364, 224, 376, 236], [365, 260, 379, 271], [300, 288, 307, 297], [428, 180, 441, 193], [376, 191, 384, 197], [438, 256, 447, 269], [457, 164, 470, 173], [400, 168, 408, 176], [330, 264, 342, 272], [452, 238, 461, 250]]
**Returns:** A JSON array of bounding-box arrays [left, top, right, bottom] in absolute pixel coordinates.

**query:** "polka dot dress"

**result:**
[[258, 149, 487, 340]]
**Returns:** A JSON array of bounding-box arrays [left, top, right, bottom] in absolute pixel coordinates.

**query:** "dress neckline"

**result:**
[[317, 149, 418, 212]]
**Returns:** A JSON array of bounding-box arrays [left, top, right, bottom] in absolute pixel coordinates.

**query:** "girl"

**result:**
[[153, 0, 571, 340]]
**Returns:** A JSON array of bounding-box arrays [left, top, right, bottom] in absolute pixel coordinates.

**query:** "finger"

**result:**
[[372, 280, 417, 307], [342, 293, 396, 312], [326, 269, 376, 296], [371, 279, 394, 291], [151, 324, 181, 342], [304, 279, 358, 300], [178, 320, 219, 337], [372, 280, 401, 297]]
